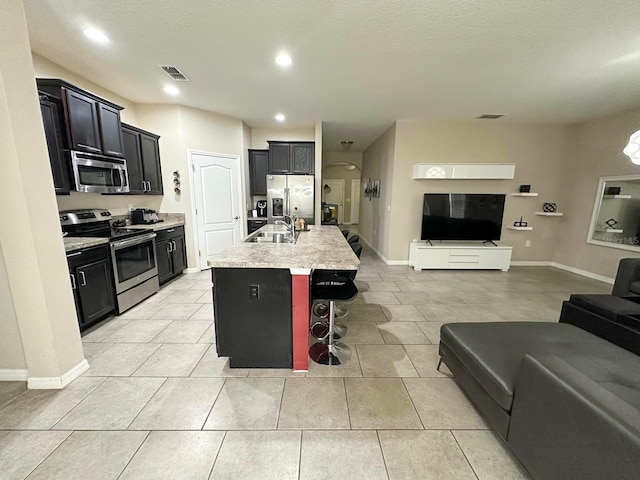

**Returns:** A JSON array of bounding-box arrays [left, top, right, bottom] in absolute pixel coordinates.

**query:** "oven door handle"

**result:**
[[111, 233, 157, 250]]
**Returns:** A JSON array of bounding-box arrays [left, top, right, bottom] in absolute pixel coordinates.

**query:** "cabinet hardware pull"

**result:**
[[67, 251, 83, 257], [172, 240, 177, 251], [166, 229, 175, 233], [70, 274, 76, 290], [142, 181, 147, 192], [79, 271, 87, 286], [168, 242, 173, 253]]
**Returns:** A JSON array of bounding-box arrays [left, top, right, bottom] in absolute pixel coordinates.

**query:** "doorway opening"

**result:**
[[321, 162, 361, 226]]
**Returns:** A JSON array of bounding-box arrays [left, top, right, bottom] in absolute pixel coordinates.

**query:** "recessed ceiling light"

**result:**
[[164, 85, 180, 95], [275, 54, 292, 67], [275, 113, 286, 122], [83, 28, 109, 44]]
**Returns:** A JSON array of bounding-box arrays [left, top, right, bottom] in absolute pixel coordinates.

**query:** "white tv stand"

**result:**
[[409, 241, 512, 271]]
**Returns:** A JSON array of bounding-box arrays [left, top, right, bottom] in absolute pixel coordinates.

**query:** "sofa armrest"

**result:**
[[507, 354, 640, 480], [612, 258, 640, 297]]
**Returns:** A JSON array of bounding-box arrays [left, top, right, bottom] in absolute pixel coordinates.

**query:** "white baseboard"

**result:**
[[510, 261, 552, 267], [550, 262, 614, 284], [0, 369, 28, 381], [358, 235, 409, 266], [28, 359, 90, 390], [185, 267, 202, 274]]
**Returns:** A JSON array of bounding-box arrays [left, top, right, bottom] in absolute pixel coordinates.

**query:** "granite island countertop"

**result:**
[[126, 213, 185, 232], [207, 225, 360, 270], [64, 237, 109, 253]]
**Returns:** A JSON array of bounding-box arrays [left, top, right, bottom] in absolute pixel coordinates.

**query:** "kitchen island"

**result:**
[[207, 225, 360, 371]]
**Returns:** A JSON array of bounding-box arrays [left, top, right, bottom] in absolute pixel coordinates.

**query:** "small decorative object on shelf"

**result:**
[[372, 179, 380, 198], [519, 184, 531, 193], [173, 170, 181, 195], [513, 216, 528, 227], [605, 218, 619, 229], [605, 186, 621, 195], [542, 202, 557, 213]]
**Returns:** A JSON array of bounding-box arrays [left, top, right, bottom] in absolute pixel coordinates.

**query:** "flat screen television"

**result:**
[[421, 193, 506, 241]]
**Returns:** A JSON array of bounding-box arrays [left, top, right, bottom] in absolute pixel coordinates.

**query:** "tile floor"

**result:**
[[0, 245, 611, 479]]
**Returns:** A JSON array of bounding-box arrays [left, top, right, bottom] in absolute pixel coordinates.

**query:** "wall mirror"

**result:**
[[588, 175, 640, 252]]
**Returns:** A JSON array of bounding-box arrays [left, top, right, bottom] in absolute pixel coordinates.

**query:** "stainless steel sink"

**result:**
[[245, 230, 299, 244]]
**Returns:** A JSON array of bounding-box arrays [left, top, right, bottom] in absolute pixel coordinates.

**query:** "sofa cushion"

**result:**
[[439, 322, 621, 412], [629, 281, 640, 295], [569, 294, 640, 321]]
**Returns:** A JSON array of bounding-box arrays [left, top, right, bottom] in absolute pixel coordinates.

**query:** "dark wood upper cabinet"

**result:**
[[140, 133, 163, 194], [121, 126, 145, 194], [291, 143, 314, 173], [249, 149, 268, 195], [121, 123, 163, 195], [268, 143, 291, 174], [36, 79, 125, 158], [98, 103, 125, 157], [62, 88, 102, 154], [267, 141, 315, 174], [39, 94, 71, 194]]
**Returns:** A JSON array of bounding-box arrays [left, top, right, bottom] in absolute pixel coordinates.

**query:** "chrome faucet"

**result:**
[[274, 214, 295, 238]]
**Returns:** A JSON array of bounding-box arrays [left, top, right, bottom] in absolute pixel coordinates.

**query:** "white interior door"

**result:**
[[323, 179, 345, 224], [191, 151, 243, 270], [350, 179, 361, 224]]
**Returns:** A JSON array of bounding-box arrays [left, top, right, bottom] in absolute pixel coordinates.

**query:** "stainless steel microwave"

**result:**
[[71, 151, 130, 194]]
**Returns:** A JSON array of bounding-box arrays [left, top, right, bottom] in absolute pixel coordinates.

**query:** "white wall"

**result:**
[[322, 151, 363, 170], [322, 164, 362, 224], [136, 104, 245, 268], [1, 0, 85, 384], [361, 123, 396, 258], [32, 53, 139, 125], [554, 106, 640, 278], [389, 120, 571, 262], [251, 128, 315, 149]]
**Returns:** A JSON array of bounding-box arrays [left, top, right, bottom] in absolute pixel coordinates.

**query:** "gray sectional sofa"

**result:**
[[438, 259, 640, 480]]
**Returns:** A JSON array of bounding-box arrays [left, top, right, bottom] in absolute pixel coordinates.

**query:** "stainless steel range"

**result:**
[[60, 209, 159, 313]]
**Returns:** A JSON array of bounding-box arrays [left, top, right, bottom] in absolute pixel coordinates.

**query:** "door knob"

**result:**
[[234, 216, 240, 220]]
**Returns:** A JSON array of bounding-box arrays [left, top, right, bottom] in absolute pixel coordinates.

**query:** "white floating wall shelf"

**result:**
[[510, 192, 538, 197], [535, 212, 563, 216], [507, 226, 533, 231], [412, 163, 516, 180]]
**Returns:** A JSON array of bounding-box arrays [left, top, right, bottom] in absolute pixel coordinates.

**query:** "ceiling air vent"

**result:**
[[159, 65, 190, 81], [477, 114, 505, 119]]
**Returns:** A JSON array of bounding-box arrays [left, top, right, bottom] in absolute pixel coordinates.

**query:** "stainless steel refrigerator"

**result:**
[[267, 175, 315, 224]]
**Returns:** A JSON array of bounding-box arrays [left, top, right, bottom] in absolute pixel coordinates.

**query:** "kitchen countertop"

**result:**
[[126, 213, 185, 232], [207, 224, 360, 270], [64, 237, 109, 253]]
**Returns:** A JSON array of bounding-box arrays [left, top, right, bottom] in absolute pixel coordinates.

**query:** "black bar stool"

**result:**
[[347, 235, 360, 245], [341, 229, 349, 239], [309, 276, 358, 365]]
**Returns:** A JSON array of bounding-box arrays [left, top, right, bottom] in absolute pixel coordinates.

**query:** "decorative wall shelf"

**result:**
[[507, 226, 533, 231], [412, 163, 516, 180], [510, 192, 538, 197], [535, 212, 563, 216], [602, 194, 632, 199], [596, 228, 623, 233]]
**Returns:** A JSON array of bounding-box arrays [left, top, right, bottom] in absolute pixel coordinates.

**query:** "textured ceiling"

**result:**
[[23, 0, 640, 151]]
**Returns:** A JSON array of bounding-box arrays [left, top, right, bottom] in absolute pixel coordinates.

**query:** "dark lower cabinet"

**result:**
[[39, 93, 71, 194], [67, 245, 115, 331], [157, 226, 187, 285], [212, 268, 292, 368], [248, 218, 268, 234]]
